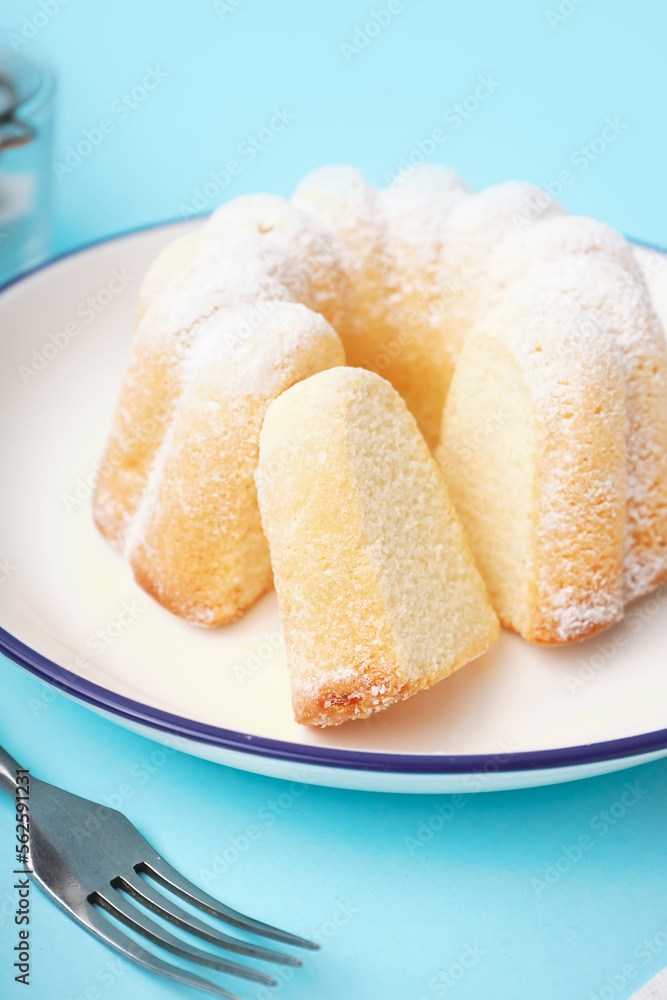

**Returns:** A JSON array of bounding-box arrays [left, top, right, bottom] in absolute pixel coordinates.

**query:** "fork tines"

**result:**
[[84, 852, 318, 999]]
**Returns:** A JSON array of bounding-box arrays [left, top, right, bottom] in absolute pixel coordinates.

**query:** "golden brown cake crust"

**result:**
[[126, 305, 344, 626], [439, 297, 627, 645]]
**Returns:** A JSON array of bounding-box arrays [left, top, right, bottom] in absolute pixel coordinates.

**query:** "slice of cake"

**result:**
[[256, 366, 499, 726], [438, 297, 627, 644], [482, 258, 667, 602]]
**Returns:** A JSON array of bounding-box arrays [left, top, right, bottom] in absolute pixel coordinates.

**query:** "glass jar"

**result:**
[[0, 50, 55, 287]]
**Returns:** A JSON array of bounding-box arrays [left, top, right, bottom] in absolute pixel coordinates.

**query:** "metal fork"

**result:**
[[0, 743, 317, 998]]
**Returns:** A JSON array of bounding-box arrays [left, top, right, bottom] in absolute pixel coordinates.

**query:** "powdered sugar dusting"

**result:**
[[479, 215, 645, 319], [495, 258, 667, 601], [292, 163, 472, 447], [546, 590, 624, 643], [206, 192, 350, 332], [476, 293, 627, 640], [438, 181, 567, 360], [124, 300, 343, 625], [380, 164, 471, 247]]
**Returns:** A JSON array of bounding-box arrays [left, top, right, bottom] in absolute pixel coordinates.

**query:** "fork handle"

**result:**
[[0, 744, 24, 796]]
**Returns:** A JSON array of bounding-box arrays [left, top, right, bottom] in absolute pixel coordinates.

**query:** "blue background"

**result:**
[[2, 1, 667, 998]]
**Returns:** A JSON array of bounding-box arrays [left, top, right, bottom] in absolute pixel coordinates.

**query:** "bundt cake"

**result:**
[[94, 161, 667, 665], [255, 367, 499, 726]]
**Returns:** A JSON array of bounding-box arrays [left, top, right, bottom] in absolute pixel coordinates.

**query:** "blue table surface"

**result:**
[[2, 1, 667, 998]]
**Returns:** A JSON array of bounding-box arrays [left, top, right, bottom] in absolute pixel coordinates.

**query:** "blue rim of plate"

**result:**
[[2, 219, 667, 777]]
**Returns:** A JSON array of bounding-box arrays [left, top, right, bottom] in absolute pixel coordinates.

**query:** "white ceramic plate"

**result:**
[[2, 221, 667, 794]]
